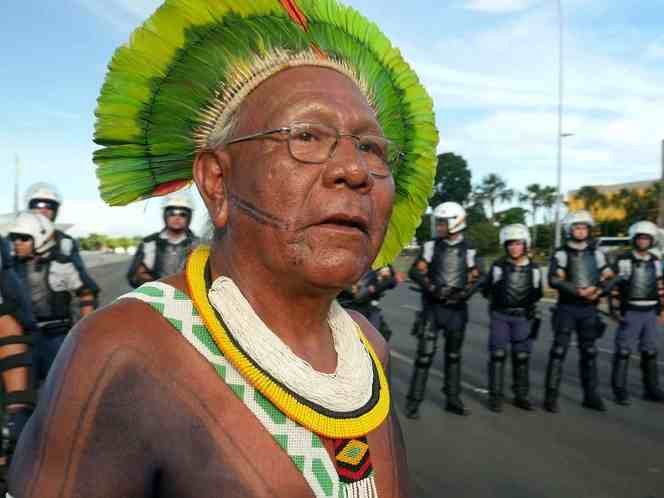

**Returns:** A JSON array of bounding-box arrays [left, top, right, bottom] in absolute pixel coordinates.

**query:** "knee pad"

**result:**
[[551, 344, 568, 359], [491, 349, 507, 362], [415, 351, 435, 368], [446, 351, 460, 362], [617, 348, 631, 358], [515, 351, 530, 361], [580, 345, 597, 358]]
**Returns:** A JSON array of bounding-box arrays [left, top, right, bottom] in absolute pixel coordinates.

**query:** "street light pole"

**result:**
[[553, 0, 565, 248], [658, 139, 664, 226]]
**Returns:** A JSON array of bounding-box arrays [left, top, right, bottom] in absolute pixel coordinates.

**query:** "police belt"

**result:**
[[37, 318, 72, 336], [493, 307, 531, 318]]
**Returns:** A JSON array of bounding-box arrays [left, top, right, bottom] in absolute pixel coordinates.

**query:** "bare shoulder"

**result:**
[[347, 309, 389, 368], [8, 299, 184, 497]]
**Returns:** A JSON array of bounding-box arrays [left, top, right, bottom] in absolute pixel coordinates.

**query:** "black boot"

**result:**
[[611, 351, 631, 406], [488, 351, 506, 413], [443, 353, 470, 416], [641, 351, 664, 402], [405, 362, 430, 420], [512, 351, 535, 411], [544, 347, 565, 413], [580, 348, 607, 412]]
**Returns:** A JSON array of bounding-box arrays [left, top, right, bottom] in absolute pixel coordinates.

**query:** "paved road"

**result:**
[[88, 261, 664, 498]]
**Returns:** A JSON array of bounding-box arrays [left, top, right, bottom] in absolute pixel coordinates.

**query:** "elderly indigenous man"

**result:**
[[481, 224, 542, 413], [610, 221, 664, 405], [405, 202, 483, 419], [544, 210, 616, 413], [0, 237, 37, 493], [127, 193, 199, 288], [8, 212, 97, 384], [8, 1, 438, 497]]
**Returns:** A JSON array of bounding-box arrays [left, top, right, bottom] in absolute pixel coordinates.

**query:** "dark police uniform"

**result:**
[[611, 250, 664, 403], [338, 267, 398, 341], [13, 244, 97, 382], [0, 237, 37, 483], [406, 237, 480, 417], [482, 257, 543, 411], [545, 242, 613, 412], [127, 229, 199, 288]]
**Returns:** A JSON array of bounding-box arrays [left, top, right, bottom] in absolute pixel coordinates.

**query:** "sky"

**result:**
[[1, 0, 663, 236]]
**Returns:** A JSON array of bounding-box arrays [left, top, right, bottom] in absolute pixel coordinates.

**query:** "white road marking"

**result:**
[[401, 304, 421, 312], [390, 350, 489, 395]]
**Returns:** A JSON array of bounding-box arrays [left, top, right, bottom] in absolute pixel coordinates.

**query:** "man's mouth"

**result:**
[[317, 214, 369, 235]]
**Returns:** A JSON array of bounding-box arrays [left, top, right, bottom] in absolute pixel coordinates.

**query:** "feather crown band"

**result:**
[[196, 48, 374, 150], [93, 0, 439, 267]]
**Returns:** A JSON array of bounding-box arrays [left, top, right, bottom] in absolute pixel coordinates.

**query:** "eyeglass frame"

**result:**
[[222, 122, 403, 177]]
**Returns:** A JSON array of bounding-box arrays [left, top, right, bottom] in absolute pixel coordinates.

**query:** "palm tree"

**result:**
[[519, 184, 543, 246], [575, 185, 608, 211], [540, 186, 558, 223], [474, 174, 514, 221]]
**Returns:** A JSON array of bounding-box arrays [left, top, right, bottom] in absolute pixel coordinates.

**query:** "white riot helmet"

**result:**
[[433, 202, 467, 234], [9, 211, 55, 255], [563, 210, 594, 238], [628, 221, 658, 246], [499, 223, 531, 248], [162, 192, 194, 211], [25, 182, 63, 219], [162, 192, 194, 225]]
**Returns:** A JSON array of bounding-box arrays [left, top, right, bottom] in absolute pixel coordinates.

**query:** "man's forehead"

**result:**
[[239, 66, 376, 129]]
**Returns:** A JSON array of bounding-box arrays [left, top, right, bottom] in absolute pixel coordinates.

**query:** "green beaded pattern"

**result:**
[[120, 282, 344, 498]]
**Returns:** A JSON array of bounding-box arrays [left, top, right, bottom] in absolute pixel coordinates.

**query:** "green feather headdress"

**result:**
[[93, 0, 439, 267]]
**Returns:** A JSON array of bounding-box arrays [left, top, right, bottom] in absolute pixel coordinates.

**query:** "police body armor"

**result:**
[[626, 257, 659, 302], [157, 237, 191, 278], [492, 260, 536, 312], [566, 248, 600, 289], [19, 259, 73, 336], [429, 240, 468, 291]]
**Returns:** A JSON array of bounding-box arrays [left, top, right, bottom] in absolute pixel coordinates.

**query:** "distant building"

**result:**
[[567, 179, 658, 222]]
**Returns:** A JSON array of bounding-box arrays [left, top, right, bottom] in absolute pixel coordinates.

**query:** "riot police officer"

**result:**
[[127, 193, 199, 288], [482, 224, 542, 412], [24, 183, 97, 291], [0, 235, 37, 490], [9, 212, 97, 382], [406, 202, 483, 418], [545, 210, 615, 413], [611, 221, 664, 405]]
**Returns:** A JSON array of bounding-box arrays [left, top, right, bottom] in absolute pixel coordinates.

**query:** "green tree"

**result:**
[[466, 221, 500, 258], [518, 183, 557, 246], [430, 153, 472, 207], [473, 174, 514, 221], [495, 207, 528, 225], [575, 185, 608, 211]]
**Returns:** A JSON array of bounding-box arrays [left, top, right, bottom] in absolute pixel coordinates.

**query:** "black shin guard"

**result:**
[[488, 350, 506, 412], [512, 351, 534, 410], [641, 351, 664, 402], [612, 351, 631, 405]]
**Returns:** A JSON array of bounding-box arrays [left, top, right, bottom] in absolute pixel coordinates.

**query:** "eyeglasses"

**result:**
[[165, 208, 190, 218], [224, 122, 402, 177], [9, 233, 33, 243]]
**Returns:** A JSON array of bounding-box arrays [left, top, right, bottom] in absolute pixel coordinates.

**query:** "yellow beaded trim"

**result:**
[[185, 245, 390, 439]]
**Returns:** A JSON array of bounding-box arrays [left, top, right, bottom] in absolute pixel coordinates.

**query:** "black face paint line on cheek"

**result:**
[[229, 193, 301, 232]]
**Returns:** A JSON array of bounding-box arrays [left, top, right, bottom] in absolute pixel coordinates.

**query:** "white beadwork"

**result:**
[[208, 276, 375, 413]]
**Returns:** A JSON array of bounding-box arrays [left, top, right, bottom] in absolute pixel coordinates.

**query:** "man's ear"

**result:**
[[193, 149, 231, 230]]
